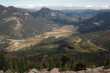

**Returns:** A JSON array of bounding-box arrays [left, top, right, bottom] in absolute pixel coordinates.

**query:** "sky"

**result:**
[[0, 0, 110, 9]]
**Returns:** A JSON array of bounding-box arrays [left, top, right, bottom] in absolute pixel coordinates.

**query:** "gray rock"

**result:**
[[28, 69, 40, 73], [0, 71, 4, 73], [61, 71, 76, 73], [77, 70, 86, 73], [50, 68, 60, 73], [5, 70, 12, 73], [40, 69, 49, 73]]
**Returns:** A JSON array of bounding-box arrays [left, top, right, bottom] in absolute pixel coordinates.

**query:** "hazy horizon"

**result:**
[[0, 0, 110, 9]]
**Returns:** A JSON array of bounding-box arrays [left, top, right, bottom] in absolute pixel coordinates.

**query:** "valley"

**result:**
[[0, 4, 110, 73]]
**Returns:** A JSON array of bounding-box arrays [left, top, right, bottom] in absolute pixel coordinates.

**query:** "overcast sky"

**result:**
[[0, 0, 110, 9]]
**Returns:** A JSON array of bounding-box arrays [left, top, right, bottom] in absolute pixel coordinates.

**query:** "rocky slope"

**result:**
[[83, 31, 110, 51], [79, 10, 110, 33], [0, 5, 59, 38], [1, 67, 110, 73], [0, 5, 81, 39]]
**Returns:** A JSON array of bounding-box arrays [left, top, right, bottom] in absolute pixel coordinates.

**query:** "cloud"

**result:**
[[0, 0, 110, 9]]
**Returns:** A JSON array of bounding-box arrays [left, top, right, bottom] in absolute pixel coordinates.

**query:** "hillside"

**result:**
[[1, 34, 108, 72], [83, 31, 110, 50], [1, 25, 108, 72], [0, 5, 110, 39], [0, 5, 82, 39], [79, 10, 110, 33]]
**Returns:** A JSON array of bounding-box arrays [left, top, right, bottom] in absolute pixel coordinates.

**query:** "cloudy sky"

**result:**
[[0, 0, 110, 9]]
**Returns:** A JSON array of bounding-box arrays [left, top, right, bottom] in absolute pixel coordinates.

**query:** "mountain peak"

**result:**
[[38, 7, 53, 13], [0, 5, 5, 8], [7, 6, 18, 12], [40, 7, 51, 11], [0, 5, 6, 12]]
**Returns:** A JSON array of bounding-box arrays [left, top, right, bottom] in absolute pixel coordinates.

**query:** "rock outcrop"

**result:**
[[1, 67, 110, 73]]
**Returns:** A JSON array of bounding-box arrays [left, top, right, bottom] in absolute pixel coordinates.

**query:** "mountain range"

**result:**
[[0, 5, 110, 39], [1, 4, 110, 71]]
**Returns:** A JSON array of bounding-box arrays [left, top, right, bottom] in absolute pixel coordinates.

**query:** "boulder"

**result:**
[[50, 68, 60, 73], [28, 68, 40, 73]]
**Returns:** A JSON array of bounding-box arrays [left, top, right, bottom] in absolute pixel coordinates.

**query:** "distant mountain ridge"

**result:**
[[0, 5, 81, 39], [0, 5, 59, 38], [0, 5, 110, 39], [79, 10, 110, 33]]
